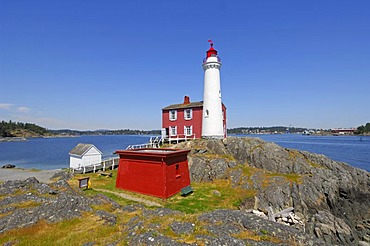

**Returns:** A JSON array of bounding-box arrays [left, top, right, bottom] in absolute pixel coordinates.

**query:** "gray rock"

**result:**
[[121, 203, 145, 212], [173, 137, 370, 245], [129, 231, 190, 246], [0, 177, 99, 233], [95, 210, 117, 226], [170, 221, 195, 235], [50, 170, 73, 181], [142, 207, 181, 218]]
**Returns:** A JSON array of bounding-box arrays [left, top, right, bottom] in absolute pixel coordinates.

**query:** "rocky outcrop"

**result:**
[[0, 172, 327, 245], [173, 137, 370, 245], [123, 205, 325, 245], [1, 137, 369, 245], [0, 175, 103, 233]]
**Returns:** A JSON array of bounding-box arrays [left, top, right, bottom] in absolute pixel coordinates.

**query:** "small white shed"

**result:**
[[69, 143, 103, 169]]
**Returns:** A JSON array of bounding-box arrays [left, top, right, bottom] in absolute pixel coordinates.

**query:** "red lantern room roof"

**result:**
[[206, 40, 218, 58]]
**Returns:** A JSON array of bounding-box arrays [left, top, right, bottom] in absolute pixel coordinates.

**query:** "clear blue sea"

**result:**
[[237, 134, 370, 172], [0, 134, 369, 172], [0, 135, 150, 170]]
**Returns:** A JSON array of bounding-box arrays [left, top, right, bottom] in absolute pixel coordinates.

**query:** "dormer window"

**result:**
[[184, 109, 192, 120], [169, 110, 177, 121]]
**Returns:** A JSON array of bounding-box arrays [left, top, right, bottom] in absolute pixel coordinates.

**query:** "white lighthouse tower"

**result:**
[[202, 40, 224, 139]]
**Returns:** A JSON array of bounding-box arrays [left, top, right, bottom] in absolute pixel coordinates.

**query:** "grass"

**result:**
[[265, 173, 303, 184], [70, 172, 256, 214], [0, 213, 122, 246], [231, 229, 283, 244], [165, 179, 255, 213], [0, 164, 288, 245]]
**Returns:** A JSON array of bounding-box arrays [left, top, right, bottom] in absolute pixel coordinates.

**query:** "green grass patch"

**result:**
[[266, 173, 303, 184], [238, 164, 261, 177], [165, 180, 255, 213], [0, 213, 123, 246]]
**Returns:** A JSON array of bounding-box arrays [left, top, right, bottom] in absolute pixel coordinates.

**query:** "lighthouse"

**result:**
[[202, 40, 225, 139]]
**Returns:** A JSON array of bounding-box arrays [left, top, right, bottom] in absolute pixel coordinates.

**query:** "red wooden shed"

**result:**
[[115, 148, 191, 199]]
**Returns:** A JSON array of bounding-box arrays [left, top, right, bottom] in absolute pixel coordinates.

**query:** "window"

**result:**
[[184, 125, 193, 136], [184, 109, 192, 120], [170, 126, 177, 136], [205, 109, 209, 118], [169, 110, 177, 121]]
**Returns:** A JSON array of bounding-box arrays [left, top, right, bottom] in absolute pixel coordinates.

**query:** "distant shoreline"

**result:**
[[0, 135, 78, 142], [0, 137, 28, 142]]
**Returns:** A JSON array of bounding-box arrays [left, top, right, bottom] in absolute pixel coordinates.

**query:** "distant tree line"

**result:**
[[48, 129, 161, 136], [356, 123, 370, 134], [0, 120, 48, 137], [227, 126, 308, 135], [1, 121, 161, 138]]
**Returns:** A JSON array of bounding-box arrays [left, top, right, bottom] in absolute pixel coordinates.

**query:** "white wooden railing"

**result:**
[[126, 136, 164, 150], [71, 136, 165, 173], [166, 134, 196, 144], [72, 157, 119, 174]]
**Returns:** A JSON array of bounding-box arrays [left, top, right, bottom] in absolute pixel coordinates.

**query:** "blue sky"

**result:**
[[1, 1, 369, 130]]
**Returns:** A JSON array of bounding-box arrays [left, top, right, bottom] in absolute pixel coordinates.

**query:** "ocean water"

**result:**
[[237, 134, 370, 172], [0, 134, 369, 171], [0, 135, 150, 170]]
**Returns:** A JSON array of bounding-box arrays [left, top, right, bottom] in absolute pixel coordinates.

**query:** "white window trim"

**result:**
[[184, 125, 193, 136], [170, 126, 177, 136], [205, 109, 209, 118], [184, 108, 193, 120], [169, 110, 177, 121]]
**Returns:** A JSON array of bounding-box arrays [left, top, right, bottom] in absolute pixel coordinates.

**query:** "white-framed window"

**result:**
[[205, 109, 209, 118], [184, 125, 193, 136], [170, 126, 177, 136], [169, 110, 177, 121], [184, 109, 192, 120]]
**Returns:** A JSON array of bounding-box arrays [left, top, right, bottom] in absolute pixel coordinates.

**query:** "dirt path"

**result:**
[[94, 188, 162, 207]]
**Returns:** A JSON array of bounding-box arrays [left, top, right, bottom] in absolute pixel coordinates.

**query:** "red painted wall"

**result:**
[[115, 149, 191, 199], [162, 106, 203, 139], [222, 104, 227, 138], [162, 104, 227, 139]]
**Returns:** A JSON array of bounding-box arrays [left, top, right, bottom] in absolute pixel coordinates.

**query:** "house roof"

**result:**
[[162, 101, 226, 111], [69, 143, 102, 157], [162, 101, 203, 110]]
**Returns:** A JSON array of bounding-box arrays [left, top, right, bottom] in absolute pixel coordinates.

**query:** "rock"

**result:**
[[50, 170, 73, 181], [142, 208, 181, 218], [0, 177, 100, 233], [188, 156, 231, 182], [172, 137, 370, 245], [170, 221, 195, 235], [95, 210, 117, 226], [309, 210, 355, 245], [211, 190, 221, 196], [199, 209, 326, 245], [129, 232, 189, 246], [121, 204, 145, 212], [2, 164, 15, 169], [93, 194, 121, 209], [359, 241, 370, 246]]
